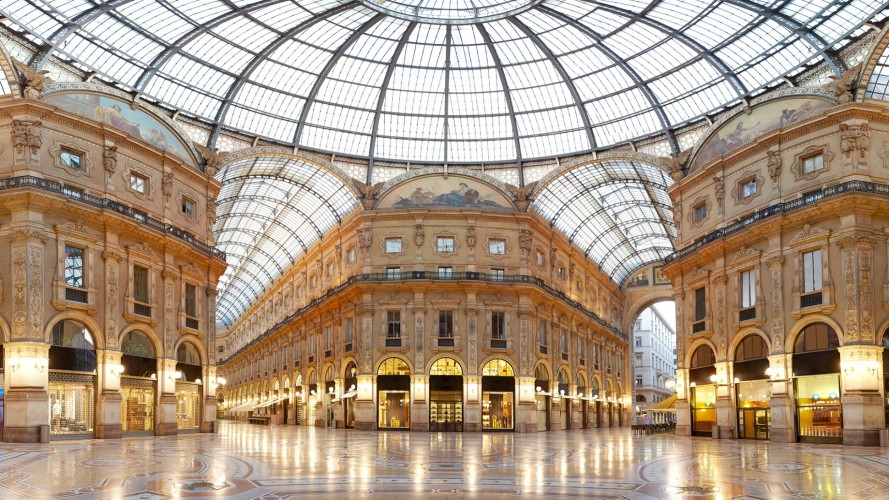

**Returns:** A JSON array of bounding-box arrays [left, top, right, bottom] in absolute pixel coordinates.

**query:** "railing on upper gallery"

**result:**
[[666, 180, 889, 263], [0, 175, 225, 260], [220, 270, 627, 364]]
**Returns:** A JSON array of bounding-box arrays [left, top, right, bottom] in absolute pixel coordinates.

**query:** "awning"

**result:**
[[645, 394, 677, 413], [342, 390, 357, 399], [228, 401, 257, 413], [255, 397, 279, 409]]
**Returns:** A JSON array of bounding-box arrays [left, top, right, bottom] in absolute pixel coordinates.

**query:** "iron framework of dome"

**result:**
[[3, 0, 884, 170]]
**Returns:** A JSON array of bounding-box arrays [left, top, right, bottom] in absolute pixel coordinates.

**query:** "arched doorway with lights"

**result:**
[[377, 357, 411, 430], [481, 358, 515, 431], [48, 319, 98, 438], [119, 330, 159, 435], [429, 357, 463, 432], [174, 341, 203, 432]]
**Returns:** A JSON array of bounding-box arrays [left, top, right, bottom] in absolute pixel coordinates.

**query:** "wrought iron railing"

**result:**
[[65, 287, 88, 303], [0, 175, 225, 259], [220, 270, 627, 364], [666, 180, 889, 263]]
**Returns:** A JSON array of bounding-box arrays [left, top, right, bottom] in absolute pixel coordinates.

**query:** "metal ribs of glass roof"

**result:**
[[4, 0, 882, 168]]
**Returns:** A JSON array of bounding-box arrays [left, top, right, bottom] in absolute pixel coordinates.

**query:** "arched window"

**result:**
[[482, 359, 514, 377], [430, 357, 462, 375], [378, 358, 410, 375], [691, 345, 716, 368], [733, 334, 770, 382], [794, 323, 840, 353], [735, 335, 768, 361], [636, 394, 647, 403], [535, 364, 549, 380], [49, 320, 96, 372]]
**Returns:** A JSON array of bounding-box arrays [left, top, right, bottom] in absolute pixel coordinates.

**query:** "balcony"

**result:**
[[739, 307, 756, 322], [800, 292, 822, 308], [432, 335, 462, 352], [134, 302, 152, 317], [692, 321, 706, 334], [379, 335, 409, 352], [185, 317, 199, 330], [482, 336, 512, 354], [65, 287, 88, 303]]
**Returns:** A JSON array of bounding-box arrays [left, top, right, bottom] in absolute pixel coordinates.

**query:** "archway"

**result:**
[[175, 341, 203, 432], [120, 330, 158, 435], [429, 357, 463, 432], [481, 359, 515, 431], [48, 319, 97, 437], [377, 357, 411, 430], [733, 333, 770, 440], [557, 369, 570, 430], [534, 363, 551, 431], [688, 343, 717, 437], [628, 299, 677, 424], [792, 322, 841, 444]]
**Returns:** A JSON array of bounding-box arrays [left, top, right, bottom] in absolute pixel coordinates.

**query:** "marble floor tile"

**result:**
[[1, 421, 888, 498]]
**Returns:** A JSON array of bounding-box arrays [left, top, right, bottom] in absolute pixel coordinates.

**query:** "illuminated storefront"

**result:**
[[48, 320, 97, 437], [120, 331, 157, 434], [481, 359, 514, 431]]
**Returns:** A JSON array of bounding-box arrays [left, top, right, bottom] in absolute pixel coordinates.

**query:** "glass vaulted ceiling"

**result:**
[[3, 0, 883, 165], [214, 156, 359, 327], [533, 160, 674, 283]]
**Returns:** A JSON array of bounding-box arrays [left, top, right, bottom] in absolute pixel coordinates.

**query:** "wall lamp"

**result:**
[[109, 364, 125, 378], [10, 357, 47, 374]]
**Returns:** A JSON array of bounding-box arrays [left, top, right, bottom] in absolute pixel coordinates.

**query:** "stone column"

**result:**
[[464, 374, 482, 432], [839, 345, 883, 446], [156, 358, 179, 435], [203, 366, 218, 433], [96, 349, 123, 439], [3, 342, 49, 442], [767, 353, 794, 443], [675, 368, 691, 436], [353, 304, 375, 430], [714, 361, 734, 438]]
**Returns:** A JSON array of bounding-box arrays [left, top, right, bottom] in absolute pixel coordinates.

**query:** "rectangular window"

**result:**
[[803, 154, 824, 174], [741, 270, 756, 308], [536, 251, 544, 266], [327, 264, 334, 277], [593, 344, 600, 370], [803, 249, 823, 293], [181, 197, 196, 217], [130, 173, 148, 194], [578, 338, 585, 360], [387, 311, 401, 338], [438, 267, 453, 278], [538, 321, 547, 345], [490, 269, 504, 281], [64, 245, 84, 288], [741, 178, 756, 197], [606, 350, 612, 374], [347, 248, 356, 262], [437, 237, 455, 252], [557, 267, 565, 278], [636, 377, 643, 386], [386, 267, 401, 279], [560, 329, 568, 353], [133, 265, 149, 304], [693, 202, 707, 223], [309, 334, 315, 354], [439, 310, 453, 337], [185, 284, 197, 317], [60, 148, 83, 169], [694, 287, 706, 321], [385, 238, 402, 253], [491, 311, 506, 339], [325, 326, 332, 349], [489, 239, 506, 255], [345, 317, 354, 343], [635, 337, 641, 347]]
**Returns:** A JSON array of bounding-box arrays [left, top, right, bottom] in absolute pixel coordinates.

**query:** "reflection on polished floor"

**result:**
[[2, 421, 889, 499]]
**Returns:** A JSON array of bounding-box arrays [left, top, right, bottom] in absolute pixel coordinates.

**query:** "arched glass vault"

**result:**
[[2, 0, 881, 169], [533, 160, 675, 284], [214, 155, 360, 326]]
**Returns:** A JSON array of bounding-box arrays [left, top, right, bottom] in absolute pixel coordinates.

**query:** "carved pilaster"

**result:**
[[162, 270, 176, 356], [467, 311, 477, 371], [839, 233, 876, 344], [414, 310, 425, 372], [208, 288, 218, 365], [519, 315, 531, 376], [712, 273, 727, 358], [673, 291, 685, 368], [767, 256, 785, 353], [10, 228, 45, 340], [103, 251, 121, 349], [360, 311, 373, 373]]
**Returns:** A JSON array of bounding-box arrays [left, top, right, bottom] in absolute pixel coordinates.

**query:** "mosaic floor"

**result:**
[[1, 421, 889, 499]]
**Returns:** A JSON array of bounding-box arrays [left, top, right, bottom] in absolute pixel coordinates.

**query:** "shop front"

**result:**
[[535, 364, 550, 431], [120, 330, 158, 435], [733, 334, 771, 440], [793, 323, 841, 444], [557, 370, 569, 430], [577, 374, 588, 429], [429, 358, 463, 432], [688, 344, 717, 436], [175, 342, 203, 431], [48, 320, 97, 438], [343, 361, 357, 429], [481, 359, 514, 431]]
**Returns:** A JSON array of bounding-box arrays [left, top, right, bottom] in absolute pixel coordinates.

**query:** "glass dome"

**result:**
[[2, 0, 882, 165]]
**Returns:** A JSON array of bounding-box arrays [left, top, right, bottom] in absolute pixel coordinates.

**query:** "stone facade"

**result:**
[[0, 97, 226, 442], [664, 97, 889, 446], [218, 173, 632, 432]]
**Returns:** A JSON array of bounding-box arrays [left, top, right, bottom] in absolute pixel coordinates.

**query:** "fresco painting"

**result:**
[[694, 97, 832, 167], [377, 176, 513, 210], [44, 92, 192, 161]]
